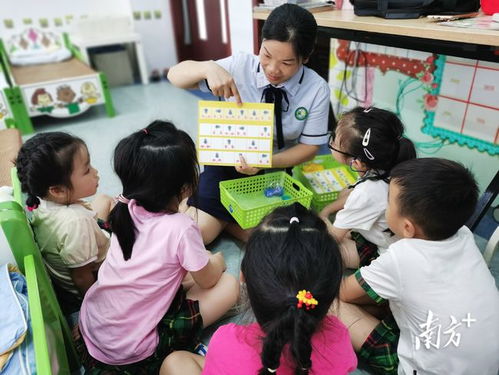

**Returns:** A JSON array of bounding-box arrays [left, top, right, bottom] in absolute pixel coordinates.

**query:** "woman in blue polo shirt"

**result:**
[[168, 4, 330, 244]]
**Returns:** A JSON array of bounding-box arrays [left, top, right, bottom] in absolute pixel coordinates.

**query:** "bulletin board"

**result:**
[[422, 57, 498, 155], [329, 39, 499, 156], [197, 100, 274, 168]]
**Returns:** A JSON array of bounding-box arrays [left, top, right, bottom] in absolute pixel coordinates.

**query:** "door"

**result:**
[[170, 0, 231, 61]]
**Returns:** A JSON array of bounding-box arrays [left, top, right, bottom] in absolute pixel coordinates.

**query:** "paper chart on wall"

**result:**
[[198, 101, 274, 168]]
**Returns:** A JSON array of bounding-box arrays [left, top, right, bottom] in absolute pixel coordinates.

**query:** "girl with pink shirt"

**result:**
[[76, 121, 239, 374], [162, 204, 357, 375]]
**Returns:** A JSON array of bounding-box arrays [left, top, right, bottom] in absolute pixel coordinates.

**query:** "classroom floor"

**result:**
[[27, 81, 498, 375]]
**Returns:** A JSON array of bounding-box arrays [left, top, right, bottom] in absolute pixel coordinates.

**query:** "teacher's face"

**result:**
[[259, 39, 305, 86]]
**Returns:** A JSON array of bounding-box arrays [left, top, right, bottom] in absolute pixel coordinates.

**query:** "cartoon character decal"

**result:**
[[56, 85, 80, 114], [31, 88, 54, 113], [80, 82, 100, 104]]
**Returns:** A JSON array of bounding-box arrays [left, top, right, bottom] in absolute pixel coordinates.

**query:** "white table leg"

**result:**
[[78, 46, 91, 65], [134, 41, 149, 85]]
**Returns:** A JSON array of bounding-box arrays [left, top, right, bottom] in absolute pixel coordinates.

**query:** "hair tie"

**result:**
[[142, 128, 149, 135], [363, 107, 372, 113], [27, 204, 38, 211], [267, 369, 277, 373], [117, 194, 130, 204], [296, 290, 318, 310], [289, 217, 299, 224]]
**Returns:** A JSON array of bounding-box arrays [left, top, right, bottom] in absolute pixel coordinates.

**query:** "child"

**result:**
[[168, 4, 330, 245], [340, 158, 499, 374], [77, 121, 239, 373], [161, 203, 357, 375], [321, 106, 416, 268], [15, 132, 113, 311]]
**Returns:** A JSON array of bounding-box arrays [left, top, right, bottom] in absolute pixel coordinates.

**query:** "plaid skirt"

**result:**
[[351, 231, 379, 267], [355, 270, 400, 375], [76, 287, 203, 374]]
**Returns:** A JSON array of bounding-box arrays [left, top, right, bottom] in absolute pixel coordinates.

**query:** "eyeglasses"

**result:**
[[328, 134, 355, 158]]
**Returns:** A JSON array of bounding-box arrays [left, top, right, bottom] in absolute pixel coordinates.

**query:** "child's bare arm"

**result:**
[[190, 252, 226, 289], [70, 263, 97, 295], [328, 222, 350, 243], [320, 188, 352, 219], [340, 274, 377, 305], [90, 194, 115, 222]]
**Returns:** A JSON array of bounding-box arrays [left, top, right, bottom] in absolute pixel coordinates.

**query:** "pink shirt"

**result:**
[[202, 316, 357, 375], [79, 200, 210, 365]]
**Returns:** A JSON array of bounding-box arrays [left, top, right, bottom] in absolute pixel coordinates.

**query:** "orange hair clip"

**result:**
[[296, 290, 318, 310]]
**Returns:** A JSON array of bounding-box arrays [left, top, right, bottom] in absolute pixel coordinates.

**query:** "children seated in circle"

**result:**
[[339, 158, 499, 374], [161, 203, 357, 375], [16, 132, 114, 313], [321, 106, 416, 269], [76, 121, 238, 373]]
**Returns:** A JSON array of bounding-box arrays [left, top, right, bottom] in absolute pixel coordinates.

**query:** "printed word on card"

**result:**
[[198, 101, 274, 168]]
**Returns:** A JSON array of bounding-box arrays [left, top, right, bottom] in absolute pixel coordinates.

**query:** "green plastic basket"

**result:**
[[292, 155, 358, 212], [220, 171, 313, 229]]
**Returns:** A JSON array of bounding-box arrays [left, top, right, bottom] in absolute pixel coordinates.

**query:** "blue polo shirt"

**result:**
[[199, 52, 330, 149]]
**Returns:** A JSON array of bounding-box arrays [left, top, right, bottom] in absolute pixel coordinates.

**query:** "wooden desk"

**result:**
[[254, 9, 498, 79], [254, 9, 499, 47]]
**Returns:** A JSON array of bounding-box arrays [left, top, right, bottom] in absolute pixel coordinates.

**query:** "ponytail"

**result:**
[[291, 310, 317, 375], [110, 121, 199, 261], [26, 194, 40, 211], [109, 202, 135, 260], [394, 136, 416, 167], [259, 308, 295, 375], [243, 204, 343, 374], [258, 306, 319, 375]]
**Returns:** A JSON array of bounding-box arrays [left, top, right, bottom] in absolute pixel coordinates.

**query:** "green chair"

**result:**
[[0, 168, 80, 374]]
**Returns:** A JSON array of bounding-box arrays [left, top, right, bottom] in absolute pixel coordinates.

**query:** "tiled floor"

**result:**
[[28, 82, 497, 375]]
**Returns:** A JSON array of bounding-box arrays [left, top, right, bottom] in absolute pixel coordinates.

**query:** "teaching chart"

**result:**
[[303, 166, 357, 194], [198, 101, 274, 168]]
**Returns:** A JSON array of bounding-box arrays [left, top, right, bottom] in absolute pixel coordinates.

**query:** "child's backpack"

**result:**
[[350, 0, 481, 19]]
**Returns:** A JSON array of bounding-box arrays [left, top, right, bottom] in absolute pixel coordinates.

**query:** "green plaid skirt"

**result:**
[[351, 231, 379, 267], [355, 270, 400, 375], [76, 287, 203, 374]]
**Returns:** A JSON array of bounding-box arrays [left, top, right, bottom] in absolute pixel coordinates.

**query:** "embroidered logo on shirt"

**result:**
[[295, 107, 308, 120]]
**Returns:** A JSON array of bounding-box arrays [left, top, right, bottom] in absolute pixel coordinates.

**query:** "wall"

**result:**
[[0, 0, 131, 36], [329, 40, 498, 193], [129, 0, 178, 76], [228, 0, 254, 54], [0, 0, 255, 76]]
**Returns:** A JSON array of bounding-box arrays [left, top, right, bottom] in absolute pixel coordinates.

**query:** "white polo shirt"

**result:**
[[199, 52, 330, 148], [359, 226, 499, 375], [334, 178, 398, 253]]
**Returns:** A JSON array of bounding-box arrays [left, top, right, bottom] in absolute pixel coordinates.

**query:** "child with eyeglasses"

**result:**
[[320, 107, 416, 268]]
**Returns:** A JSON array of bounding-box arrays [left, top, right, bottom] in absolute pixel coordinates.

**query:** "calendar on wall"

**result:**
[[197, 101, 274, 168], [329, 39, 499, 155], [422, 57, 498, 155]]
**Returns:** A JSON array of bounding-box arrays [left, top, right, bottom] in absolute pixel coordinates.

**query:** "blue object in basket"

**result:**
[[264, 182, 284, 197]]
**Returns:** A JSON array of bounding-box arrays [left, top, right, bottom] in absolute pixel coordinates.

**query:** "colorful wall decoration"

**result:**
[[329, 39, 498, 156]]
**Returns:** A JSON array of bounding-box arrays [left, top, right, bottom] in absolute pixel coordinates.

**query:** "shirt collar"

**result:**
[[255, 63, 305, 97], [39, 198, 94, 214]]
